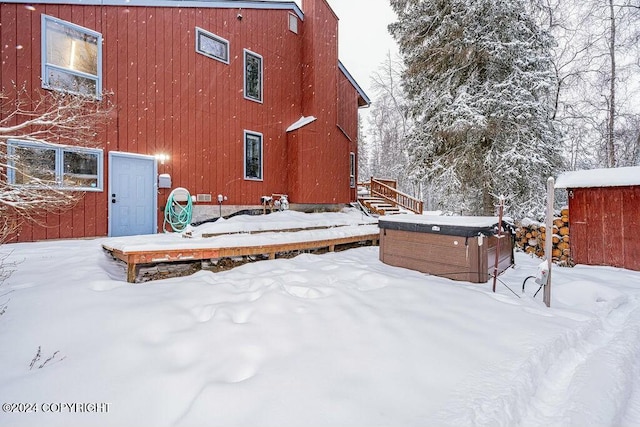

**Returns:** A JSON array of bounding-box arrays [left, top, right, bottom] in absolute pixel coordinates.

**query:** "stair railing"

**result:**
[[369, 177, 423, 214]]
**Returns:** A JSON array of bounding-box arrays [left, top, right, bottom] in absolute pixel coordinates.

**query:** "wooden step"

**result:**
[[358, 197, 402, 216]]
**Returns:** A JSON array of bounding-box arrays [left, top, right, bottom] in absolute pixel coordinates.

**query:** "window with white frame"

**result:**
[[7, 140, 103, 191], [42, 14, 102, 98], [244, 49, 263, 103], [244, 131, 263, 180], [195, 27, 229, 64], [350, 152, 356, 188], [288, 13, 299, 34]]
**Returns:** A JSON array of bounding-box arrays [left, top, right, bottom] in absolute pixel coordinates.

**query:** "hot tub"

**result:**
[[378, 215, 514, 283]]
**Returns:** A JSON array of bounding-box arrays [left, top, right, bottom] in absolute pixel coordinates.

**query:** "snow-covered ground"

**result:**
[[1, 210, 640, 427]]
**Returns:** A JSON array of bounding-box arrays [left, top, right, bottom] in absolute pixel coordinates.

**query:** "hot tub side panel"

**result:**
[[486, 234, 514, 277], [379, 228, 484, 283]]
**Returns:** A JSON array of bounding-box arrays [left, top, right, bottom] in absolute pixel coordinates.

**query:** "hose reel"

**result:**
[[163, 187, 193, 232]]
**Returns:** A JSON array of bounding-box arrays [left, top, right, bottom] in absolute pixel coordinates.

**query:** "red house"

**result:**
[[555, 166, 640, 271], [0, 0, 370, 241]]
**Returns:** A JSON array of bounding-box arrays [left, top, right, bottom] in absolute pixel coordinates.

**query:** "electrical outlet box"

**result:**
[[158, 174, 172, 189]]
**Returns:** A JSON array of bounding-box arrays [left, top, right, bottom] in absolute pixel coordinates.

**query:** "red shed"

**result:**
[[555, 166, 640, 271]]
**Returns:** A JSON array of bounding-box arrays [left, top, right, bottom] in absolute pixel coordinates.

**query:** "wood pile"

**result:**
[[514, 208, 572, 266]]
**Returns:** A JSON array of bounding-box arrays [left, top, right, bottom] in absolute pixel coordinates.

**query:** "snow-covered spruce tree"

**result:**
[[389, 0, 564, 217]]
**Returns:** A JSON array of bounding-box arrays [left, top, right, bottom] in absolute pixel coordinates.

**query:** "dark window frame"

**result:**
[[244, 131, 263, 181], [243, 49, 263, 103], [350, 152, 356, 188]]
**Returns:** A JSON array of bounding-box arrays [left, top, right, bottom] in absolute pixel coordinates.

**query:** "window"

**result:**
[[350, 152, 356, 188], [7, 140, 103, 191], [42, 15, 102, 98], [195, 27, 229, 64], [288, 13, 298, 34], [244, 131, 263, 180], [244, 49, 263, 103]]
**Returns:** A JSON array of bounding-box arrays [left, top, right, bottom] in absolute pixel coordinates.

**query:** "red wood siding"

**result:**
[[337, 70, 358, 142], [2, 1, 365, 241], [568, 186, 640, 271], [337, 69, 361, 202], [95, 5, 302, 206], [289, 0, 352, 205]]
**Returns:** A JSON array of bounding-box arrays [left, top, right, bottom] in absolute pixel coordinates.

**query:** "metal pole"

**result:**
[[544, 177, 555, 307], [492, 196, 505, 293]]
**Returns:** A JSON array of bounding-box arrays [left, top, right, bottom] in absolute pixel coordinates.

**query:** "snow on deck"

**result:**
[[103, 209, 379, 253], [190, 209, 377, 236], [555, 166, 640, 188]]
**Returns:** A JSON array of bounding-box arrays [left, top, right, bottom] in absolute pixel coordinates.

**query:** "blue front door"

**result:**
[[109, 152, 157, 237]]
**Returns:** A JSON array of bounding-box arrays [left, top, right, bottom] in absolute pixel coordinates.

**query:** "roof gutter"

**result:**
[[1, 0, 304, 19]]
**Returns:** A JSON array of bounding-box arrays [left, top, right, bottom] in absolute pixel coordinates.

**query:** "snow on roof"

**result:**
[[286, 116, 317, 132], [555, 166, 640, 189]]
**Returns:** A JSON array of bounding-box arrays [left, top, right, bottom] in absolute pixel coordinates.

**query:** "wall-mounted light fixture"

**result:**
[[155, 153, 169, 165]]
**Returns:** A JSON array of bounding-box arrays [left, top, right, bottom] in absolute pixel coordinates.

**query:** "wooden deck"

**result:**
[[103, 230, 379, 283]]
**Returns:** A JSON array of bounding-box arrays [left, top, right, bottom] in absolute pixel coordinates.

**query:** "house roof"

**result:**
[[555, 166, 640, 189], [2, 0, 304, 18], [339, 61, 371, 108]]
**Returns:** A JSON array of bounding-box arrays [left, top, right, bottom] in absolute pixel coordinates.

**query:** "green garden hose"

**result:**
[[163, 187, 193, 232]]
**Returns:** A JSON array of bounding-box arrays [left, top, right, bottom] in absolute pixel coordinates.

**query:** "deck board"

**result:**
[[103, 228, 379, 283]]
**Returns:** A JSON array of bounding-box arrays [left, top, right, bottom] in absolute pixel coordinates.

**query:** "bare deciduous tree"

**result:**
[[0, 83, 112, 245], [365, 52, 427, 200], [537, 0, 640, 169]]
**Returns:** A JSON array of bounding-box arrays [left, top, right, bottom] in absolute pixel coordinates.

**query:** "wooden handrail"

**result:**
[[358, 178, 397, 190], [369, 178, 423, 214]]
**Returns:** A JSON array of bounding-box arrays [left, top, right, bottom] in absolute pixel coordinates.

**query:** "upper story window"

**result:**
[[7, 139, 103, 191], [350, 152, 356, 188], [195, 27, 229, 64], [244, 131, 263, 181], [41, 14, 102, 98], [244, 49, 263, 103], [288, 13, 299, 34]]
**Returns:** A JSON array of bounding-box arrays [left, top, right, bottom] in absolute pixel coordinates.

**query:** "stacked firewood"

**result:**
[[514, 208, 572, 265]]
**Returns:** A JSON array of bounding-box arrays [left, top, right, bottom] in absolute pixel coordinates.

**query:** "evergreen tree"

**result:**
[[389, 0, 564, 217]]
